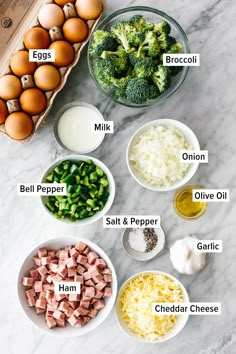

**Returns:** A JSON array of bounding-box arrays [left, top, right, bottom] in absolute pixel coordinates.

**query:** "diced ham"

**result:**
[[65, 306, 74, 317], [104, 274, 112, 283], [35, 299, 46, 310], [73, 307, 84, 317], [95, 289, 103, 299], [33, 256, 41, 267], [48, 263, 58, 273], [56, 318, 65, 327], [48, 251, 56, 258], [27, 297, 36, 307], [43, 284, 51, 292], [65, 245, 72, 252], [59, 250, 68, 261], [74, 275, 83, 284], [83, 271, 92, 281], [84, 286, 95, 298], [84, 263, 91, 270], [39, 291, 46, 300], [75, 242, 87, 253], [25, 289, 35, 299], [85, 279, 95, 287], [65, 257, 77, 269], [38, 248, 47, 258], [29, 269, 39, 281], [37, 265, 48, 277], [22, 277, 34, 287], [45, 290, 53, 302], [55, 294, 65, 301], [52, 310, 65, 321], [93, 299, 105, 310], [46, 275, 53, 283], [51, 274, 62, 283], [88, 265, 100, 277], [35, 307, 45, 314], [67, 314, 77, 326], [88, 309, 98, 318], [92, 275, 103, 284], [68, 268, 76, 277], [46, 316, 57, 329], [41, 256, 51, 265], [80, 300, 90, 309], [34, 281, 43, 292], [58, 301, 69, 313], [57, 264, 67, 278], [70, 248, 79, 258], [68, 294, 80, 301], [77, 265, 85, 274], [77, 255, 87, 265], [102, 268, 112, 275], [82, 247, 90, 256], [67, 301, 79, 309], [95, 280, 107, 291], [95, 258, 107, 268], [103, 287, 112, 298], [87, 252, 99, 264]]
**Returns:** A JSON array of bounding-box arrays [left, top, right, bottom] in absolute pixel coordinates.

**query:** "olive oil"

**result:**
[[174, 186, 207, 219]]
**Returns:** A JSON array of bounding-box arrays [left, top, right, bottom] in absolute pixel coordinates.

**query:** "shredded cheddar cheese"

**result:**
[[120, 273, 183, 341]]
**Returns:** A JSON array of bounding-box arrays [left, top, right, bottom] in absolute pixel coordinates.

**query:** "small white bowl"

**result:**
[[126, 119, 200, 191], [116, 270, 189, 343], [17, 236, 118, 337], [122, 227, 165, 261], [41, 155, 115, 225]]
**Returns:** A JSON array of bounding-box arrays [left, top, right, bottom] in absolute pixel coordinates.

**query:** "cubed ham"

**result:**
[[41, 256, 51, 265], [22, 277, 34, 287], [51, 274, 62, 283], [65, 245, 72, 252], [75, 242, 87, 253], [46, 275, 53, 283], [83, 271, 92, 281], [29, 268, 39, 281], [87, 252, 99, 264], [68, 268, 76, 277], [45, 290, 53, 302], [68, 294, 80, 301], [80, 300, 90, 309], [84, 286, 95, 298], [88, 309, 98, 318], [70, 248, 79, 258], [95, 289, 103, 299], [77, 265, 85, 274], [81, 308, 90, 316], [65, 306, 74, 318], [33, 256, 41, 267], [58, 301, 69, 313], [67, 314, 77, 326], [102, 268, 112, 275], [56, 318, 65, 327], [93, 299, 105, 310], [34, 281, 43, 292], [48, 251, 56, 258], [47, 303, 58, 312], [27, 297, 36, 307], [48, 263, 58, 273], [88, 265, 100, 277], [59, 250, 68, 261], [35, 299, 46, 310], [95, 258, 107, 268], [85, 279, 95, 287], [92, 275, 103, 284], [52, 310, 65, 321], [37, 265, 48, 277], [25, 289, 35, 299], [46, 316, 56, 329], [38, 248, 47, 258], [103, 287, 112, 298], [55, 294, 65, 301], [73, 306, 84, 317], [82, 247, 90, 256], [77, 255, 87, 265], [95, 280, 107, 291], [43, 284, 51, 292], [65, 257, 77, 269], [67, 301, 78, 309], [104, 274, 112, 283], [35, 307, 45, 315], [74, 275, 83, 284], [39, 291, 46, 300], [84, 263, 91, 270], [57, 264, 67, 278]]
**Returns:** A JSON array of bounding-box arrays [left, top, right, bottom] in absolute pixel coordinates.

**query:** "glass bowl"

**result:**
[[88, 6, 190, 107]]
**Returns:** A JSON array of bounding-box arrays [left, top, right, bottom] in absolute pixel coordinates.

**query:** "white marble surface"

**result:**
[[1, 0, 236, 353]]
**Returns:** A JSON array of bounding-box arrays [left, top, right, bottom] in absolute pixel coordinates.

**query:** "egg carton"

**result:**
[[0, 0, 106, 143]]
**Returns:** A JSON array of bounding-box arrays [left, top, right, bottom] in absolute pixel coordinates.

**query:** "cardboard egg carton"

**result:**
[[0, 0, 105, 142]]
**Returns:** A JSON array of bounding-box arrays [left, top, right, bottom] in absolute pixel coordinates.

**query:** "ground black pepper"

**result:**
[[143, 228, 158, 252]]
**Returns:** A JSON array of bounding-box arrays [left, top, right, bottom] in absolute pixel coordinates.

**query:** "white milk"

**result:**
[[57, 105, 104, 153]]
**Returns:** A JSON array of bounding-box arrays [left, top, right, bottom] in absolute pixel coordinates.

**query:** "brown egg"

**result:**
[[75, 0, 102, 20], [20, 88, 47, 115], [63, 18, 88, 43], [38, 4, 65, 30], [34, 65, 61, 91], [54, 0, 75, 5], [10, 51, 37, 77], [0, 99, 8, 124], [5, 112, 33, 140], [24, 27, 50, 50], [0, 75, 22, 100], [49, 41, 75, 67]]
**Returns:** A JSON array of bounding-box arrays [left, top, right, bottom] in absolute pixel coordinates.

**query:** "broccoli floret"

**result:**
[[129, 15, 154, 32], [137, 31, 161, 58], [90, 30, 118, 57], [149, 84, 159, 99], [112, 76, 130, 98], [101, 46, 128, 74], [94, 57, 116, 88], [125, 78, 151, 104], [154, 21, 171, 35], [152, 65, 171, 93], [133, 58, 157, 79], [167, 42, 183, 54], [128, 31, 145, 47], [157, 33, 176, 50], [111, 21, 136, 52]]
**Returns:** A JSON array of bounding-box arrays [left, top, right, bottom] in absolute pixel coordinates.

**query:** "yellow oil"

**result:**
[[174, 186, 207, 219]]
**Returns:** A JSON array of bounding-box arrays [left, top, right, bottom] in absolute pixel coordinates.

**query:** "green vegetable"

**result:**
[[44, 160, 110, 222], [129, 15, 154, 33], [90, 30, 118, 57], [101, 46, 128, 74], [154, 21, 171, 35], [110, 21, 136, 53], [137, 31, 161, 58], [125, 78, 152, 104], [152, 65, 171, 93]]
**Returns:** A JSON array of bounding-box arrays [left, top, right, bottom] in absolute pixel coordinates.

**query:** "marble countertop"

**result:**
[[1, 0, 235, 353]]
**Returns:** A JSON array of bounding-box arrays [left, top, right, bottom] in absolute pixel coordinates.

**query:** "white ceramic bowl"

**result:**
[[17, 236, 118, 337], [116, 270, 189, 343], [41, 155, 115, 225], [122, 227, 165, 261], [126, 119, 200, 191]]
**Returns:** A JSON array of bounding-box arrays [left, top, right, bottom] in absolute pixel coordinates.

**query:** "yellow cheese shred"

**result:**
[[120, 273, 183, 341]]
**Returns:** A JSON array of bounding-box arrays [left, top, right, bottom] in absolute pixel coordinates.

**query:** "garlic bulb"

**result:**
[[170, 236, 206, 275]]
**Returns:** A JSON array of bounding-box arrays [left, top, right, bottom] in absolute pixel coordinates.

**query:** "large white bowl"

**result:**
[[17, 236, 118, 337], [116, 270, 189, 343], [126, 119, 200, 191], [41, 155, 115, 225]]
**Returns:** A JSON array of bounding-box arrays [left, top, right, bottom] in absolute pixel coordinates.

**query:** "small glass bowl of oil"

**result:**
[[173, 185, 207, 219]]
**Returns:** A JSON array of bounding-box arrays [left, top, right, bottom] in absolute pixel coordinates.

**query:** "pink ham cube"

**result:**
[[67, 314, 78, 327], [38, 248, 47, 258], [75, 242, 87, 253], [84, 286, 95, 298], [34, 281, 43, 293], [22, 277, 34, 287], [95, 280, 107, 291], [65, 257, 77, 269], [103, 287, 112, 298], [41, 256, 51, 265], [87, 252, 99, 264], [46, 316, 57, 329], [93, 299, 105, 310], [104, 274, 112, 283], [77, 255, 87, 265], [37, 265, 48, 277]]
